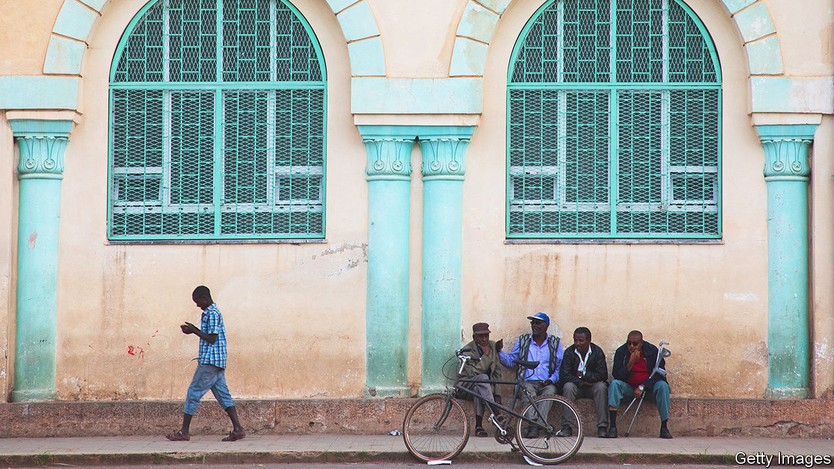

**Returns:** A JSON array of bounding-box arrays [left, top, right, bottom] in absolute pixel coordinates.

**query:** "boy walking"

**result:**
[[166, 285, 245, 442]]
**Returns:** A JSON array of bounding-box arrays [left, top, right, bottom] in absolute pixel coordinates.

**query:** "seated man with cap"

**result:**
[[460, 322, 504, 437], [497, 312, 564, 438]]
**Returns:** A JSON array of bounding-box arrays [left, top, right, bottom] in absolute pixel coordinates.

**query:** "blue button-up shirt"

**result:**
[[499, 334, 563, 382], [198, 304, 227, 369]]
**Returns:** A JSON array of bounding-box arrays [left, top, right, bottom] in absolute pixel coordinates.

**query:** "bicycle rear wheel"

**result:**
[[402, 393, 470, 462], [515, 395, 583, 465]]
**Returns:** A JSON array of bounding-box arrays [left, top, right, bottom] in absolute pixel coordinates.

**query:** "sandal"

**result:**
[[165, 430, 190, 441], [474, 426, 488, 437], [222, 430, 246, 442]]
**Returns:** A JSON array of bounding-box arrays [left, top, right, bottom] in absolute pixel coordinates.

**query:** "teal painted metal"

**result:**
[[107, 0, 327, 240], [419, 126, 474, 393], [506, 0, 722, 239], [9, 119, 74, 402], [359, 125, 416, 397], [757, 124, 817, 399]]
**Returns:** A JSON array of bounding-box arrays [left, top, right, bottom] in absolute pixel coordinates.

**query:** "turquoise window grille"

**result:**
[[507, 0, 721, 239], [108, 0, 326, 240]]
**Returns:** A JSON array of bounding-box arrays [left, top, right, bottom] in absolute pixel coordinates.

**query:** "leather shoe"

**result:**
[[660, 426, 673, 439], [597, 427, 608, 438], [601, 427, 618, 438]]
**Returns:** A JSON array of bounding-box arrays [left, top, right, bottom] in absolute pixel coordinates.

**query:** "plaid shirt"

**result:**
[[198, 304, 227, 369]]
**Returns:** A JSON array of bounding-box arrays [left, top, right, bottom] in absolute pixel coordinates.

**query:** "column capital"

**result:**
[[357, 126, 416, 181], [10, 118, 74, 179], [756, 124, 818, 180], [417, 126, 475, 181]]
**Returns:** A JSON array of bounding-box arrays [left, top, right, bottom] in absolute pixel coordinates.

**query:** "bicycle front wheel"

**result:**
[[402, 393, 470, 462], [516, 395, 583, 465]]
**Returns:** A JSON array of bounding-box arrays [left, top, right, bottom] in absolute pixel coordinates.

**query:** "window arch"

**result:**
[[507, 0, 721, 239], [108, 0, 326, 240]]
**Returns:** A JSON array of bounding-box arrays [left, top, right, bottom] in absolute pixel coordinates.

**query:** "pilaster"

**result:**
[[757, 123, 817, 399], [418, 126, 474, 394], [359, 126, 416, 397], [9, 118, 73, 401]]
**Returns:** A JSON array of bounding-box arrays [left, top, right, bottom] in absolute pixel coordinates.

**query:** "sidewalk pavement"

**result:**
[[0, 434, 832, 466]]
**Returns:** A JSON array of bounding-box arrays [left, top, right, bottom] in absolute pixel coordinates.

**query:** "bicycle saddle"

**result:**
[[514, 359, 540, 370]]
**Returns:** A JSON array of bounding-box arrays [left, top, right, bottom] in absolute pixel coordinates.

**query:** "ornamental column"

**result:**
[[359, 126, 416, 397], [419, 126, 475, 393], [9, 118, 74, 401], [756, 124, 818, 399]]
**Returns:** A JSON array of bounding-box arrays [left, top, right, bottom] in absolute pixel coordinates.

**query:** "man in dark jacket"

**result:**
[[602, 330, 672, 439], [557, 327, 608, 437]]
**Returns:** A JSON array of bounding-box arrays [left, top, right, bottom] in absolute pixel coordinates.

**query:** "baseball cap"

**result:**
[[527, 312, 550, 325], [472, 322, 491, 334]]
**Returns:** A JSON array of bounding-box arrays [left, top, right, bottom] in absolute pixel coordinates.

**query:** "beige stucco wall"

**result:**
[[0, 111, 13, 400], [0, 0, 832, 400], [460, 0, 771, 398], [48, 0, 368, 399], [0, 0, 59, 76]]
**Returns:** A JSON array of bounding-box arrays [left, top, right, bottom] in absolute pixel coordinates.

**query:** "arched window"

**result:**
[[507, 0, 721, 239], [108, 0, 326, 240]]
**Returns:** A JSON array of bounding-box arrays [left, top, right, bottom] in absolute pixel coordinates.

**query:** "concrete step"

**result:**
[[2, 397, 833, 438]]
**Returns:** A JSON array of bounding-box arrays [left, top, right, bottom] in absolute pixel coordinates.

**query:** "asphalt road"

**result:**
[[5, 464, 772, 469]]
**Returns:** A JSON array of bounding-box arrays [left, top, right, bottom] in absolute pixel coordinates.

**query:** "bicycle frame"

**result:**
[[403, 348, 585, 465], [448, 352, 553, 433]]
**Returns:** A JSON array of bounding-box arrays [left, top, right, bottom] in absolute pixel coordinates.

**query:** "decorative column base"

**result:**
[[12, 387, 58, 402], [363, 386, 411, 398], [765, 386, 810, 399]]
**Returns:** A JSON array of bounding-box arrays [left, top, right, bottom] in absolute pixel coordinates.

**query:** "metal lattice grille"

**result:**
[[508, 0, 720, 239], [109, 0, 326, 240]]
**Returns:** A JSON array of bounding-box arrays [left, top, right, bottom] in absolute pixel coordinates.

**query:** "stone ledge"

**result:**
[[1, 397, 832, 438]]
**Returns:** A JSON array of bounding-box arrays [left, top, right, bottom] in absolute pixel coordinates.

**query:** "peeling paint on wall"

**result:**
[[724, 292, 760, 301]]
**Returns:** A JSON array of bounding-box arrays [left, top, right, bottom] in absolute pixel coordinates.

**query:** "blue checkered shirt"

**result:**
[[198, 304, 227, 369]]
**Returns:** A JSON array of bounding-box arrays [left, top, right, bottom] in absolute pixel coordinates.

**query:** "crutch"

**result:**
[[621, 341, 671, 436]]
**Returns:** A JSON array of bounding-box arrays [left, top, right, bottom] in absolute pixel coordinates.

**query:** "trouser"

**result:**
[[463, 373, 495, 417], [562, 381, 608, 429], [184, 363, 235, 415], [608, 379, 671, 421], [521, 380, 557, 423]]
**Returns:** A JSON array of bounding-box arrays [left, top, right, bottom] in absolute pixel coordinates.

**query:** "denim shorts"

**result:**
[[184, 363, 235, 415]]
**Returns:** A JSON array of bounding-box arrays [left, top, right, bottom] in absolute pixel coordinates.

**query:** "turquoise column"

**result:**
[[10, 119, 73, 402], [756, 124, 817, 399], [359, 126, 416, 397], [419, 126, 475, 393]]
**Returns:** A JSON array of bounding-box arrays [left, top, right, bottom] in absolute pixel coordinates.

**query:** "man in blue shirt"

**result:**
[[166, 286, 245, 442], [498, 312, 564, 438]]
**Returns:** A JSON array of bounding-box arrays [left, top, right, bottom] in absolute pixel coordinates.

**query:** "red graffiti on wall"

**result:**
[[127, 345, 145, 359]]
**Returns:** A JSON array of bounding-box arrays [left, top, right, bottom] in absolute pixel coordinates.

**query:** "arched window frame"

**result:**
[[506, 0, 722, 240], [107, 0, 327, 241]]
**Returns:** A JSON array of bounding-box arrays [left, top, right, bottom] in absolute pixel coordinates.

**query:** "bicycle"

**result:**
[[402, 347, 583, 465]]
